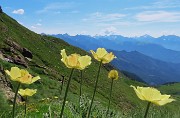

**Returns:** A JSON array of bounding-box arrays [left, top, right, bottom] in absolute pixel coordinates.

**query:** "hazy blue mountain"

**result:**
[[110, 50, 180, 85], [52, 34, 180, 63], [134, 35, 180, 51], [52, 34, 101, 50]]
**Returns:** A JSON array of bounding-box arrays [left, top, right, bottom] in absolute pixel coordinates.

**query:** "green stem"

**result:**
[[60, 76, 65, 95], [60, 69, 74, 118], [107, 79, 114, 116], [144, 102, 151, 118], [87, 61, 102, 118], [24, 96, 27, 117], [12, 82, 21, 118], [79, 70, 83, 107]]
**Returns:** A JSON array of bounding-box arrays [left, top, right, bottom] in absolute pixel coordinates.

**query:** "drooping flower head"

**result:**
[[90, 48, 116, 64], [131, 85, 175, 106], [5, 67, 40, 84], [18, 88, 37, 97], [108, 70, 119, 80], [60, 49, 91, 70]]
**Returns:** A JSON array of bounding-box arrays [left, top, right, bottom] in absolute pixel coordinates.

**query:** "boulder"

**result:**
[[22, 48, 33, 59], [13, 55, 28, 67], [5, 39, 23, 52]]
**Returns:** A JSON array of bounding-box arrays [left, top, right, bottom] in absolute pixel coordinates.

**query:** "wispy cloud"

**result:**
[[36, 23, 42, 26], [37, 2, 76, 14], [82, 12, 126, 23], [135, 11, 180, 22], [12, 9, 24, 15], [124, 0, 180, 10], [31, 26, 37, 29], [100, 26, 118, 35]]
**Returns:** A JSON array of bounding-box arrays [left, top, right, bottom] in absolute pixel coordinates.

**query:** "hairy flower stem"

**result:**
[[24, 96, 27, 117], [60, 69, 74, 118], [144, 102, 151, 118], [79, 70, 83, 109], [107, 78, 114, 116], [60, 76, 65, 95], [87, 61, 102, 118], [12, 82, 21, 118]]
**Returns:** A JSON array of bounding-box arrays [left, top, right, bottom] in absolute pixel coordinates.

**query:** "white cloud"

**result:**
[[135, 11, 180, 22], [83, 12, 126, 23], [100, 26, 118, 35], [124, 0, 180, 10], [31, 26, 37, 29], [12, 9, 24, 15], [37, 2, 75, 13], [36, 23, 42, 26]]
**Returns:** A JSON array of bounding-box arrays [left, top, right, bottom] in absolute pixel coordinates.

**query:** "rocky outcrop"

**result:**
[[5, 39, 33, 59], [5, 39, 23, 52], [1, 39, 34, 67], [0, 6, 2, 13], [13, 55, 28, 67], [0, 65, 22, 103], [22, 48, 33, 59]]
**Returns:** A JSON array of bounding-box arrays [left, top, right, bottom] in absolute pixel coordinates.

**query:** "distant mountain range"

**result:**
[[52, 34, 180, 63], [110, 50, 180, 85], [50, 33, 180, 85]]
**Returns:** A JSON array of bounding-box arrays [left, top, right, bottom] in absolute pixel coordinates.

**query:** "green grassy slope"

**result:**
[[0, 13, 180, 117]]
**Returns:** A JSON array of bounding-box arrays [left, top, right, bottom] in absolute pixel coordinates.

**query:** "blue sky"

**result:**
[[1, 0, 180, 37]]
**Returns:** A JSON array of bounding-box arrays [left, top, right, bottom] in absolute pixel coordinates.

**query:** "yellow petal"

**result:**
[[6, 67, 21, 81], [18, 75, 31, 84], [90, 50, 101, 61], [141, 87, 162, 101], [91, 48, 114, 62], [78, 55, 91, 70], [5, 70, 10, 75], [130, 85, 145, 100], [131, 85, 175, 106], [67, 54, 79, 68], [20, 69, 29, 76], [153, 98, 175, 106], [60, 49, 67, 64], [18, 88, 37, 97], [160, 95, 170, 100], [102, 52, 116, 64], [18, 89, 26, 96], [31, 76, 41, 83], [108, 70, 119, 80], [96, 48, 107, 58]]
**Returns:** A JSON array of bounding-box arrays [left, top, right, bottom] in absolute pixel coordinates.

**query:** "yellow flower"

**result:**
[[90, 48, 116, 64], [108, 70, 119, 80], [60, 49, 91, 70], [5, 67, 40, 84], [131, 85, 175, 106], [18, 88, 37, 97]]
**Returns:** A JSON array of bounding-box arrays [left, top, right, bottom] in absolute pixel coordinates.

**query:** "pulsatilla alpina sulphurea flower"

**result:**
[[18, 88, 37, 97], [5, 67, 40, 84], [131, 85, 175, 106], [108, 70, 119, 80], [90, 48, 116, 64], [60, 49, 91, 70]]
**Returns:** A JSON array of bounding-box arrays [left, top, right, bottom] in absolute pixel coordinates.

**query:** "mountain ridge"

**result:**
[[110, 50, 180, 85], [52, 34, 180, 63]]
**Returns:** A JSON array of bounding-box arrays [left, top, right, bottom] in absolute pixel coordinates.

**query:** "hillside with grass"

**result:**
[[0, 12, 180, 118]]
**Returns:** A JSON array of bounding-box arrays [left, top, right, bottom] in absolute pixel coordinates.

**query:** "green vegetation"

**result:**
[[0, 13, 180, 117]]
